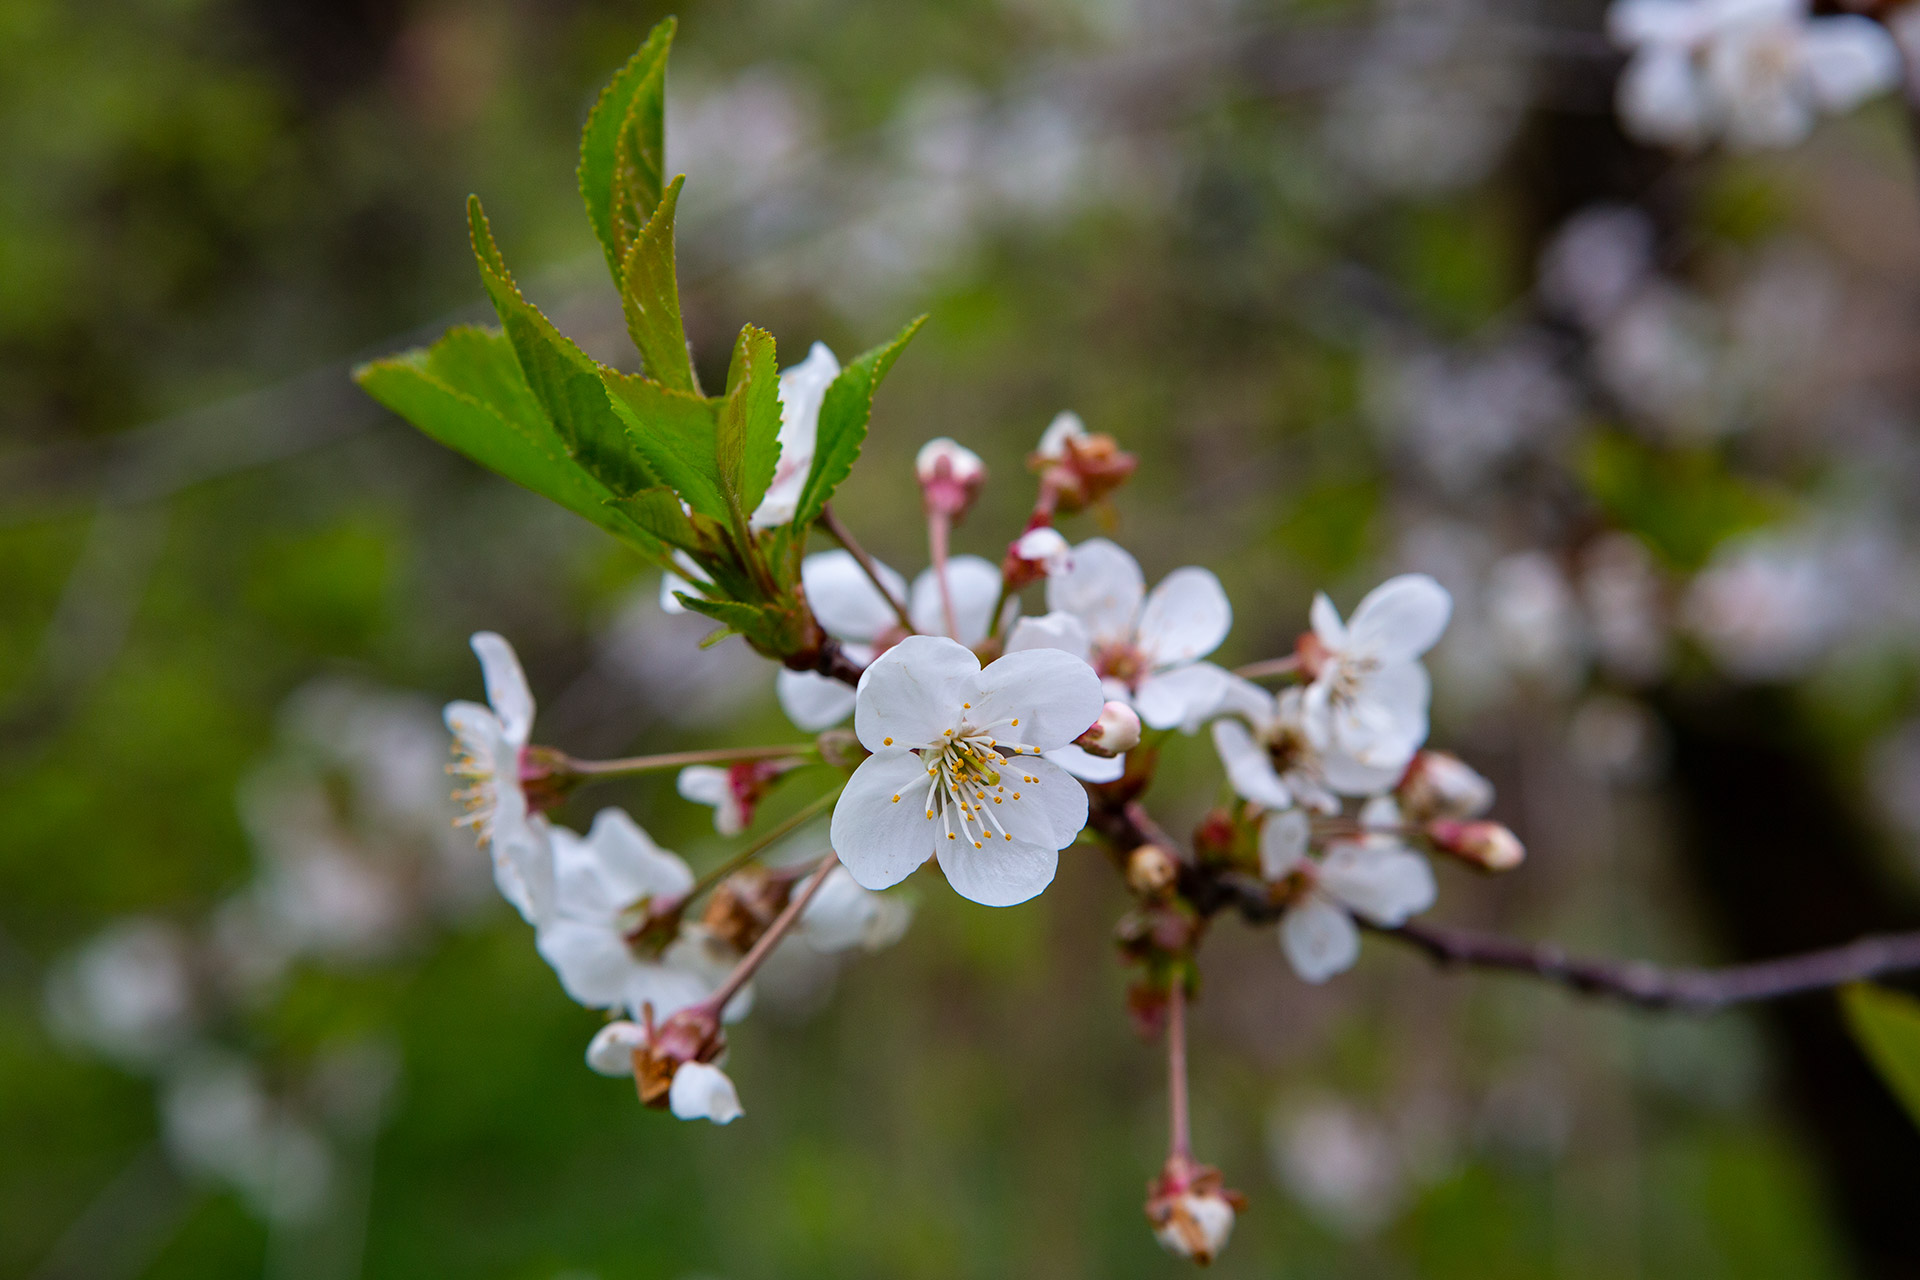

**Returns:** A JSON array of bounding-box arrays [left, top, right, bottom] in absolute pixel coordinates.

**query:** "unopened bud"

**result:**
[[1426, 819, 1525, 871], [1029, 411, 1137, 512], [1002, 524, 1073, 589], [1126, 844, 1179, 898], [1398, 750, 1494, 821], [1146, 1156, 1245, 1266], [916, 437, 986, 518], [677, 759, 795, 836], [1077, 701, 1142, 757]]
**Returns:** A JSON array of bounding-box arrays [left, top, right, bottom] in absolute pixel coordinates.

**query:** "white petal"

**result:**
[[1309, 593, 1347, 650], [776, 668, 858, 731], [1132, 663, 1232, 733], [1045, 538, 1145, 645], [1344, 575, 1453, 662], [1320, 749, 1409, 798], [852, 635, 979, 751], [1215, 674, 1278, 725], [829, 751, 941, 891], [1608, 0, 1710, 46], [1801, 16, 1900, 110], [675, 766, 730, 808], [470, 632, 534, 745], [1618, 46, 1711, 148], [1319, 843, 1437, 925], [1036, 410, 1086, 459], [796, 867, 880, 953], [1136, 568, 1232, 667], [535, 918, 636, 1008], [1258, 808, 1312, 880], [910, 555, 1007, 645], [1005, 611, 1093, 663], [668, 1062, 743, 1124], [803, 550, 906, 644], [751, 343, 840, 529], [575, 808, 694, 905], [1212, 718, 1294, 809], [1281, 894, 1361, 982], [986, 756, 1090, 850], [935, 835, 1059, 907], [491, 808, 554, 926], [1318, 661, 1431, 775], [1045, 743, 1125, 783], [973, 647, 1106, 751], [584, 1021, 647, 1076], [622, 963, 715, 1023]]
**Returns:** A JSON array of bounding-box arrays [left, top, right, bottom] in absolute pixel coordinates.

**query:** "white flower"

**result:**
[[1035, 410, 1087, 460], [445, 632, 555, 924], [44, 919, 196, 1066], [1259, 809, 1436, 983], [752, 342, 840, 529], [667, 1061, 744, 1124], [1011, 538, 1234, 733], [1152, 1190, 1237, 1265], [796, 865, 914, 952], [534, 809, 736, 1023], [1610, 0, 1899, 151], [1210, 682, 1389, 812], [1302, 575, 1451, 783], [583, 1024, 744, 1124], [776, 549, 1014, 731], [828, 635, 1103, 907]]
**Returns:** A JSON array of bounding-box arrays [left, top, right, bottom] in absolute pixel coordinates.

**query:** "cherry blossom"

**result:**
[[1610, 0, 1899, 151], [1258, 809, 1436, 982], [1010, 537, 1234, 732], [444, 632, 555, 924], [1210, 682, 1384, 813], [776, 549, 1012, 731], [795, 865, 914, 953], [534, 809, 738, 1023], [1302, 575, 1451, 785], [828, 635, 1103, 906]]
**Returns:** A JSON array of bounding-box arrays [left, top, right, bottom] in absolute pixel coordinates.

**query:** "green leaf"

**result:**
[[353, 328, 665, 562], [716, 324, 782, 526], [677, 594, 779, 648], [598, 370, 729, 521], [619, 175, 697, 394], [1841, 983, 1920, 1131], [793, 315, 926, 528], [468, 196, 657, 499], [578, 18, 673, 283], [607, 486, 702, 552]]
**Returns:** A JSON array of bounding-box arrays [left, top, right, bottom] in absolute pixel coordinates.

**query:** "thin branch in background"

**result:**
[[819, 504, 914, 632]]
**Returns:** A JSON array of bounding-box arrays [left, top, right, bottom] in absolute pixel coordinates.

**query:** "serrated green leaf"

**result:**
[[578, 17, 673, 283], [468, 196, 657, 499], [619, 175, 697, 394], [793, 315, 926, 528], [716, 324, 782, 525], [353, 329, 665, 563], [1841, 983, 1920, 1131], [678, 594, 779, 647], [599, 370, 729, 520]]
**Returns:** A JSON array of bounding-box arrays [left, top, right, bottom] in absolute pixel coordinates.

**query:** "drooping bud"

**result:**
[[1029, 411, 1137, 513], [1397, 750, 1494, 821], [1002, 524, 1073, 590], [677, 759, 797, 836], [1126, 844, 1179, 898], [1426, 819, 1525, 871], [916, 437, 986, 518], [1145, 1155, 1245, 1266], [629, 1003, 725, 1111], [1077, 701, 1142, 757], [699, 867, 794, 952]]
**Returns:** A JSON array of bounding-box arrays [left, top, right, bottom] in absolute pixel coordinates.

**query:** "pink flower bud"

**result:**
[[915, 437, 986, 518], [1426, 819, 1525, 871], [1397, 750, 1495, 820], [1076, 701, 1142, 757]]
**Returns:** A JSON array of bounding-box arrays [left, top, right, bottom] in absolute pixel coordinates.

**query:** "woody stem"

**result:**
[[821, 503, 915, 633]]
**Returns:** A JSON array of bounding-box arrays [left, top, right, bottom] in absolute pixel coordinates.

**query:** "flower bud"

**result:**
[[1076, 701, 1142, 757], [677, 759, 795, 836], [1125, 844, 1179, 898], [1146, 1156, 1244, 1266], [699, 867, 792, 952], [1002, 525, 1073, 589], [1397, 750, 1494, 821], [1029, 412, 1137, 513], [916, 437, 986, 518], [1426, 819, 1525, 871]]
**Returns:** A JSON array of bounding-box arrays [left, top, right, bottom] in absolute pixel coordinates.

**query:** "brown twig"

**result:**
[[820, 504, 915, 633]]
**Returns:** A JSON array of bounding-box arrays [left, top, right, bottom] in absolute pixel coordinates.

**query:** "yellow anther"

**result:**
[[891, 795, 900, 803], [973, 841, 983, 849], [884, 737, 894, 746], [1011, 718, 1019, 726]]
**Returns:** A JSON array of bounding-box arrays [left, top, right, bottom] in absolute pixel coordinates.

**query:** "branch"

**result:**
[[820, 504, 915, 633], [811, 636, 866, 688], [1084, 788, 1920, 1012], [1375, 919, 1920, 1012]]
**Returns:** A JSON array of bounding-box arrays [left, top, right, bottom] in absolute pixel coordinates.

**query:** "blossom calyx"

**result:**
[[632, 1004, 726, 1110], [677, 759, 798, 836], [1426, 819, 1525, 871], [916, 437, 986, 519], [698, 868, 794, 952], [1030, 412, 1137, 513], [1076, 701, 1143, 757], [1146, 1155, 1245, 1266], [1397, 750, 1494, 821], [516, 744, 584, 816]]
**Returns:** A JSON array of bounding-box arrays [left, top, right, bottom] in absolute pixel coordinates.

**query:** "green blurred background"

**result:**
[[6, 0, 1920, 1275]]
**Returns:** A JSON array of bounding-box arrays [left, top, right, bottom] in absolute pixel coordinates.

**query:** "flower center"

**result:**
[[1095, 641, 1148, 686], [915, 714, 1043, 851]]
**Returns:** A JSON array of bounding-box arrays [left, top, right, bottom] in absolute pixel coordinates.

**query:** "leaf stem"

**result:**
[[821, 504, 915, 633]]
